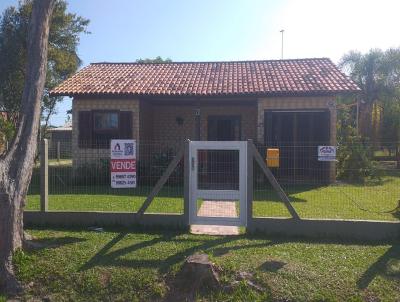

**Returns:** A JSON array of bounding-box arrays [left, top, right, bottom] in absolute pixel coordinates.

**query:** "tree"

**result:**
[[339, 49, 384, 140], [339, 48, 400, 141], [339, 48, 400, 168], [0, 0, 89, 136], [135, 56, 172, 63], [0, 0, 55, 294]]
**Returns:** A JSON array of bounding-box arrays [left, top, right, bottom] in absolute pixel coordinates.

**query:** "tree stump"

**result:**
[[180, 254, 220, 289], [167, 253, 221, 300]]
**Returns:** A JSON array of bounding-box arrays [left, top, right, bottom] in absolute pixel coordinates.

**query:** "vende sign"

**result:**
[[317, 145, 336, 162], [111, 159, 136, 172], [110, 140, 136, 188]]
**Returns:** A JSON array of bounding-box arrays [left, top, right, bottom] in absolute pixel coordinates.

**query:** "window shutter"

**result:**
[[78, 111, 92, 148], [119, 111, 133, 139]]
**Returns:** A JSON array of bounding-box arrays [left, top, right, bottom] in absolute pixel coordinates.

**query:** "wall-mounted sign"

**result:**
[[318, 146, 336, 161], [110, 139, 136, 188]]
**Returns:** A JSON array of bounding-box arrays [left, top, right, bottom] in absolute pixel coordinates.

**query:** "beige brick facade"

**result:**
[[72, 95, 337, 181], [140, 102, 258, 145], [72, 97, 139, 166]]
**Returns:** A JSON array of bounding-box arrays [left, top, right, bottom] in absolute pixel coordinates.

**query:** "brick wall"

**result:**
[[72, 96, 337, 181], [72, 97, 139, 166], [143, 102, 258, 146]]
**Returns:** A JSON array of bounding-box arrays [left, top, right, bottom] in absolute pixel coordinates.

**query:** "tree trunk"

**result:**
[[359, 102, 373, 139], [0, 0, 55, 295]]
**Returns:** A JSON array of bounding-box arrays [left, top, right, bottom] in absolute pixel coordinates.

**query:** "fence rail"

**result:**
[[26, 139, 400, 222]]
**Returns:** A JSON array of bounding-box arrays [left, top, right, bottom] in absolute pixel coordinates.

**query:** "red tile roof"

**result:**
[[50, 58, 360, 97]]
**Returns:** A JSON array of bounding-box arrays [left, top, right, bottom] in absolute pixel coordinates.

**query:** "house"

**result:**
[[50, 58, 360, 182], [46, 121, 72, 159], [47, 121, 72, 142]]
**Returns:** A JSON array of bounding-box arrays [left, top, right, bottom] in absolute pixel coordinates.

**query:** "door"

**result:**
[[208, 116, 241, 141], [189, 141, 247, 226], [206, 116, 241, 187], [264, 110, 330, 182]]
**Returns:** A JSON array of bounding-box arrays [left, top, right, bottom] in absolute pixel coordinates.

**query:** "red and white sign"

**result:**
[[110, 140, 136, 188]]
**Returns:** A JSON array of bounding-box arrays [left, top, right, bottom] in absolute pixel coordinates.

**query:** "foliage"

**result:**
[[0, 115, 15, 143], [335, 97, 378, 182], [149, 148, 183, 185], [0, 0, 89, 133], [72, 158, 110, 185], [135, 56, 172, 63], [339, 48, 400, 143], [336, 96, 357, 143], [336, 136, 379, 183]]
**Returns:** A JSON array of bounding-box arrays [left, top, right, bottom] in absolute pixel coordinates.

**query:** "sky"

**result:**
[[1, 0, 400, 126]]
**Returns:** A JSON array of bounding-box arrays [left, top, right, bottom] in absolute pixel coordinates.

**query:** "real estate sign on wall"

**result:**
[[110, 139, 137, 188], [317, 146, 336, 161]]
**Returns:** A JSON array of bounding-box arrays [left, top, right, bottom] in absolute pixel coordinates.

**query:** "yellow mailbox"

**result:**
[[266, 148, 279, 168]]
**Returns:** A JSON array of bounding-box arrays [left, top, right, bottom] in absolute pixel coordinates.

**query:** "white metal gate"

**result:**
[[189, 141, 247, 226]]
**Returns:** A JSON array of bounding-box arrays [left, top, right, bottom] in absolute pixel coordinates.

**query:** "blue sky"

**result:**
[[1, 0, 400, 126]]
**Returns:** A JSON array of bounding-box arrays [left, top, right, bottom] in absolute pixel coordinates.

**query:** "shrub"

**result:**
[[337, 136, 379, 183], [73, 158, 110, 185]]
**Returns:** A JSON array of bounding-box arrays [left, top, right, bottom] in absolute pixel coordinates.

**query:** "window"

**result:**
[[94, 112, 119, 130], [78, 110, 133, 149]]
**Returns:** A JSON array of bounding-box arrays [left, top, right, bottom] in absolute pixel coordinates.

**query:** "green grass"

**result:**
[[25, 176, 400, 220], [12, 227, 400, 301], [253, 175, 400, 221], [25, 161, 400, 220], [26, 185, 184, 213]]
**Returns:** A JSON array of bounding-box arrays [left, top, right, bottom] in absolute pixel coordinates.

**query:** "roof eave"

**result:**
[[49, 89, 361, 99]]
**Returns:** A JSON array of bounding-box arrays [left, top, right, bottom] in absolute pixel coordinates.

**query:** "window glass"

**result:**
[[94, 112, 119, 130]]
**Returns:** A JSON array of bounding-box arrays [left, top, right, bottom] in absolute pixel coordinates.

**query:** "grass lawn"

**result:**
[[25, 176, 400, 220], [253, 174, 400, 221], [25, 160, 400, 220], [9, 227, 400, 301], [26, 186, 184, 213]]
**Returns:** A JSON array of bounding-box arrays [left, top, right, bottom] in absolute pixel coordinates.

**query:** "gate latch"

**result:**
[[191, 157, 195, 171]]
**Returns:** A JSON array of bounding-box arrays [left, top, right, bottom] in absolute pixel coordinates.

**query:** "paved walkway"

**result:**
[[190, 200, 240, 235]]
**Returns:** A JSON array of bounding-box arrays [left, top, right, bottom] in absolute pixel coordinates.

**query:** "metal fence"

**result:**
[[27, 139, 184, 214], [27, 139, 400, 221]]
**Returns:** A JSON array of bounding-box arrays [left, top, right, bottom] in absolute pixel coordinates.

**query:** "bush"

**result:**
[[73, 158, 110, 185], [337, 136, 380, 183], [138, 148, 183, 186]]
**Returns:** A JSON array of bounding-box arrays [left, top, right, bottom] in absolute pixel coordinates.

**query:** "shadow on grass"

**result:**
[[357, 244, 400, 289], [80, 231, 245, 273], [259, 260, 287, 272], [26, 236, 86, 250], [77, 228, 400, 280]]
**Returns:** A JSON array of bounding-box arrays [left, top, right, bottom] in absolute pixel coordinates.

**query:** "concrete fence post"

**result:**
[[57, 141, 61, 162], [40, 139, 48, 212]]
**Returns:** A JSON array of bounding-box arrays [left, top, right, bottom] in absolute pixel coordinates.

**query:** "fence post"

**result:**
[[40, 139, 48, 212], [183, 139, 190, 225], [246, 140, 253, 230], [57, 141, 61, 162]]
